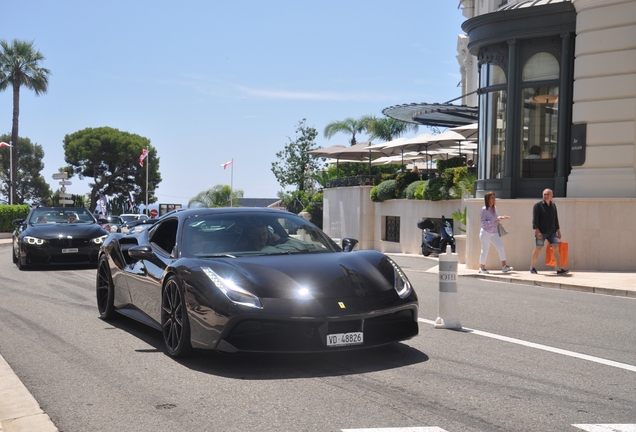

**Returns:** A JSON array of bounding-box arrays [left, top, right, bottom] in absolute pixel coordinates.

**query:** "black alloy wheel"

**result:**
[[12, 243, 17, 264], [161, 276, 193, 358], [96, 255, 116, 320], [16, 249, 28, 270]]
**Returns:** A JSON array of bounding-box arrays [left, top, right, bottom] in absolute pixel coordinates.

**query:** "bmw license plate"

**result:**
[[326, 332, 363, 347], [62, 248, 78, 253]]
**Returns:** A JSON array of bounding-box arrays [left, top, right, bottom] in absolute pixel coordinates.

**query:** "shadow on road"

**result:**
[[105, 313, 429, 380]]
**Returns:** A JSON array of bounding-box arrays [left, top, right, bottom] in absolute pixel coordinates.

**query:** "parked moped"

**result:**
[[417, 216, 456, 256]]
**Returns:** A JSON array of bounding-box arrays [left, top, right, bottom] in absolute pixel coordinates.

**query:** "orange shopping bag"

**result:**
[[545, 241, 568, 267]]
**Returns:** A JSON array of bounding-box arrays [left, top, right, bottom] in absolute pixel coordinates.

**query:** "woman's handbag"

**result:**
[[497, 223, 508, 237], [545, 241, 569, 267]]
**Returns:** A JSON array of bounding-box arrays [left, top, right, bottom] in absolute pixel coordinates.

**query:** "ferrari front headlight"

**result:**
[[91, 235, 108, 245], [202, 267, 262, 309], [25, 236, 45, 246], [386, 257, 412, 299]]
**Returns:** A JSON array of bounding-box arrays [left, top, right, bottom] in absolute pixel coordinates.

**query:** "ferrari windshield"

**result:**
[[181, 212, 340, 258], [29, 208, 97, 225]]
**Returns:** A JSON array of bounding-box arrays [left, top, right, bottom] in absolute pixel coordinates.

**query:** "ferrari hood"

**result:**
[[196, 250, 397, 300]]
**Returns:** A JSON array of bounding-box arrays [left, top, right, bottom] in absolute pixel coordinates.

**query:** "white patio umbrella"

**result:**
[[370, 133, 437, 173], [450, 122, 478, 140], [425, 130, 471, 163], [307, 144, 347, 159], [309, 141, 392, 177]]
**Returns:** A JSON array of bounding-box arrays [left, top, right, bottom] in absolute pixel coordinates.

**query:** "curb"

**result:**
[[0, 354, 58, 432], [462, 273, 636, 298]]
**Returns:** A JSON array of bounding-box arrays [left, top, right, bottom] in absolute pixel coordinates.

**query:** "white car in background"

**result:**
[[119, 214, 147, 223], [119, 214, 150, 234]]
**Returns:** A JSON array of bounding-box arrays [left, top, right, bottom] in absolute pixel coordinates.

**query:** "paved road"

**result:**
[[1, 247, 635, 431]]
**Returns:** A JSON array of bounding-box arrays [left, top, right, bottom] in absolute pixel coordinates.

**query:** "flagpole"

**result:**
[[230, 158, 233, 207], [9, 141, 12, 205], [1, 141, 14, 204], [145, 147, 149, 215]]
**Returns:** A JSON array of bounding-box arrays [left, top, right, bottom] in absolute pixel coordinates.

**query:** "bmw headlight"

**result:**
[[386, 257, 412, 299], [91, 235, 108, 245], [202, 267, 262, 309], [25, 236, 45, 246]]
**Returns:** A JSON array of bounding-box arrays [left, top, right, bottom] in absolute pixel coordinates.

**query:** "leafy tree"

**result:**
[[366, 117, 418, 142], [271, 119, 321, 192], [0, 134, 51, 204], [323, 115, 373, 146], [277, 190, 308, 215], [188, 184, 244, 208], [62, 126, 161, 213], [0, 39, 51, 204], [302, 191, 323, 229]]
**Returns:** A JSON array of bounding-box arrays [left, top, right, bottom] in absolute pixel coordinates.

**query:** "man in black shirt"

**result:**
[[530, 189, 569, 275]]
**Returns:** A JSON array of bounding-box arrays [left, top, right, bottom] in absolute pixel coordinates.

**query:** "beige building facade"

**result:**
[[323, 0, 636, 272]]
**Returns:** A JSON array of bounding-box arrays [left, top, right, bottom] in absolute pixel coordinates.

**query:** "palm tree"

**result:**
[[188, 184, 244, 208], [0, 39, 51, 204], [323, 115, 374, 146], [366, 117, 419, 142]]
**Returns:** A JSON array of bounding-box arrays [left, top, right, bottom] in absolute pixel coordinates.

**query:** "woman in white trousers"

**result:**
[[479, 191, 512, 274]]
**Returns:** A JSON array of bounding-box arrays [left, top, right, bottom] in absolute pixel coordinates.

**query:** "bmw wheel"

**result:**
[[96, 255, 116, 320], [161, 276, 193, 358], [16, 250, 28, 270]]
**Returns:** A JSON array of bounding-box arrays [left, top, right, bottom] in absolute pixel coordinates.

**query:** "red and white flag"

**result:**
[[139, 149, 148, 167], [221, 160, 233, 170], [0, 142, 11, 147]]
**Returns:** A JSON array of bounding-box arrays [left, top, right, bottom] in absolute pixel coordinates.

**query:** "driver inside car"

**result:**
[[244, 223, 281, 251]]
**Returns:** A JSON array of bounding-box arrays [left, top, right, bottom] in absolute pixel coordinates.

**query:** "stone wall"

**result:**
[[324, 186, 636, 272]]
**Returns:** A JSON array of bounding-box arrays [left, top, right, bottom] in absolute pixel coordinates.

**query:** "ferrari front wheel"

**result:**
[[161, 276, 193, 358], [96, 255, 116, 320]]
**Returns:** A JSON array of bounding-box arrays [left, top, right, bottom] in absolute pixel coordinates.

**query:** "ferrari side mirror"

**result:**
[[342, 238, 359, 252]]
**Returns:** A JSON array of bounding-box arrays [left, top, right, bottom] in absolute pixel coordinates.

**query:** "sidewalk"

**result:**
[[0, 242, 634, 432], [388, 253, 636, 298], [0, 237, 58, 431]]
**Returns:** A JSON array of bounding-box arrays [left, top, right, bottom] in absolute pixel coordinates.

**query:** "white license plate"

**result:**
[[326, 332, 363, 347], [62, 248, 78, 253]]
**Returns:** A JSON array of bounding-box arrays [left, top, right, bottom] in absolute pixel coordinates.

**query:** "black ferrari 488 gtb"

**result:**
[[96, 208, 419, 357]]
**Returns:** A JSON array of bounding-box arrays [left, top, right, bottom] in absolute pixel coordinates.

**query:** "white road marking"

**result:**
[[342, 428, 448, 432], [418, 318, 636, 373], [572, 425, 636, 432]]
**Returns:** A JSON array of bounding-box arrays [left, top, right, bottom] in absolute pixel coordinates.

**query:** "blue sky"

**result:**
[[1, 1, 466, 206]]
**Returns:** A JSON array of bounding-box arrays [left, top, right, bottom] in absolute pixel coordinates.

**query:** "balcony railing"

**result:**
[[325, 175, 374, 188]]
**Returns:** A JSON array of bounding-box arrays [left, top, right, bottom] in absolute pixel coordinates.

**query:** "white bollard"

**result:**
[[434, 244, 462, 329]]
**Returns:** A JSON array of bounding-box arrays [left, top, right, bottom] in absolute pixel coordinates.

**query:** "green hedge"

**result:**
[[405, 180, 426, 199], [376, 180, 397, 202], [0, 205, 30, 232]]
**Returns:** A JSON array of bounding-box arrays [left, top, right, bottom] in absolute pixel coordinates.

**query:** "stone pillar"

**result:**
[[567, 0, 636, 198]]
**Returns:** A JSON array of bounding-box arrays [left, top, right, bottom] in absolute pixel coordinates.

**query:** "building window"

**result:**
[[479, 63, 507, 180], [520, 52, 559, 178], [522, 52, 559, 81], [384, 216, 400, 243]]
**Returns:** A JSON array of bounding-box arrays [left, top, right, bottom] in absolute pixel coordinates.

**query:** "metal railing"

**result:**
[[325, 175, 374, 188]]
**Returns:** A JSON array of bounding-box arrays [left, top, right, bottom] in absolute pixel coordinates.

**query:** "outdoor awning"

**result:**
[[382, 102, 478, 128]]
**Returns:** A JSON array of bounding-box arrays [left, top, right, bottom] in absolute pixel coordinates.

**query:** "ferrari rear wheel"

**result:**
[[96, 255, 116, 320], [161, 276, 193, 358]]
